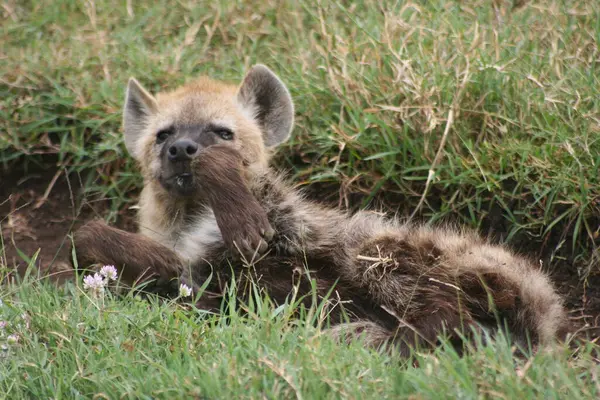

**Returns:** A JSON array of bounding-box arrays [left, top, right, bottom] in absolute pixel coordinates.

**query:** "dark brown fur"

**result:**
[[192, 145, 274, 256], [74, 220, 182, 285]]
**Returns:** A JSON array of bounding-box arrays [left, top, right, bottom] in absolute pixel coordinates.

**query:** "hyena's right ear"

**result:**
[[123, 78, 158, 158]]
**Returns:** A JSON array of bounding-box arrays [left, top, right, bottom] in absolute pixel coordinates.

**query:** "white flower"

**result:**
[[7, 334, 18, 344], [99, 265, 118, 281], [179, 284, 192, 298], [83, 273, 106, 296], [83, 273, 105, 290]]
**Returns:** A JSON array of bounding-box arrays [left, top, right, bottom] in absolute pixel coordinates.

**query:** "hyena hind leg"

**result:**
[[348, 236, 479, 351], [72, 220, 184, 295], [352, 233, 566, 348]]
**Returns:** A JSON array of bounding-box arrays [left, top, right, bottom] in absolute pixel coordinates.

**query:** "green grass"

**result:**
[[0, 269, 598, 399], [2, 0, 600, 398]]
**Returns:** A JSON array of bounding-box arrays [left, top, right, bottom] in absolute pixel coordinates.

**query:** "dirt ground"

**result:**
[[0, 162, 136, 284], [1, 163, 599, 341]]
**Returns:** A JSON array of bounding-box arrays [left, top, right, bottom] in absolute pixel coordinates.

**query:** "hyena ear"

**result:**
[[123, 78, 158, 157], [237, 65, 294, 147]]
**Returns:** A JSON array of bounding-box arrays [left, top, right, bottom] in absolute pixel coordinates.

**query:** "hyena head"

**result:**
[[122, 65, 294, 197]]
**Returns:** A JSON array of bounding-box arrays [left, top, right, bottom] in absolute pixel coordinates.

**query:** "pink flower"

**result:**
[[83, 273, 106, 296], [99, 265, 118, 281]]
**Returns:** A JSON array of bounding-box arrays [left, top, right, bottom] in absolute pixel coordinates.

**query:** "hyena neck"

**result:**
[[137, 180, 208, 239]]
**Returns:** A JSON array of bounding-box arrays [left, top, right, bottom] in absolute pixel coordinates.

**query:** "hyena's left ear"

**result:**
[[237, 65, 294, 147], [123, 78, 158, 158]]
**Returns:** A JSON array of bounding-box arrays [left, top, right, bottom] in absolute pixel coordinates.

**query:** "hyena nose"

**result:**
[[168, 139, 199, 162]]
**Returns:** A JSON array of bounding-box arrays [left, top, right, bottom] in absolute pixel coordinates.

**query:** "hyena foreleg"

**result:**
[[72, 220, 184, 294], [192, 145, 274, 258]]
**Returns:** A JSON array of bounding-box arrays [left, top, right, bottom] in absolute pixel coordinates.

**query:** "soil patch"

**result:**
[[0, 160, 135, 283], [1, 162, 598, 341]]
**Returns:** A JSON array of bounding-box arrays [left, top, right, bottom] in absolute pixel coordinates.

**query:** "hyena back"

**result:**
[[73, 65, 568, 354]]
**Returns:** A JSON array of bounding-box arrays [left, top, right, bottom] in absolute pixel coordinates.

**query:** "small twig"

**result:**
[[356, 255, 386, 262], [409, 59, 470, 221], [408, 108, 454, 221], [33, 169, 63, 209], [65, 169, 76, 219], [428, 277, 462, 292], [200, 9, 221, 57], [0, 194, 12, 208], [126, 0, 134, 19]]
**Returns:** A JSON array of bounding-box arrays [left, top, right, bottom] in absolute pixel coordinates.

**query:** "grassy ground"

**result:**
[[1, 0, 599, 398], [0, 270, 599, 399]]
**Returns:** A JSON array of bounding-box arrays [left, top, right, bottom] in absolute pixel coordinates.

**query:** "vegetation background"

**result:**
[[1, 0, 599, 398]]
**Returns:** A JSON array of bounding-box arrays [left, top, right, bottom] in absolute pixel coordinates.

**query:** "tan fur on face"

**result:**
[[134, 76, 268, 183]]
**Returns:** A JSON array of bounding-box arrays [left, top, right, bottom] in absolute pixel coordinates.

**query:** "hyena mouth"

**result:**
[[175, 173, 193, 189], [161, 172, 195, 196]]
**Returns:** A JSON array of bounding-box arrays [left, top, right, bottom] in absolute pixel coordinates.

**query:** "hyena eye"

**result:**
[[214, 128, 234, 141], [156, 129, 173, 144]]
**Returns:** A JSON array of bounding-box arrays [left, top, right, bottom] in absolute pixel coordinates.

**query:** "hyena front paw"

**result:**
[[216, 198, 274, 260]]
